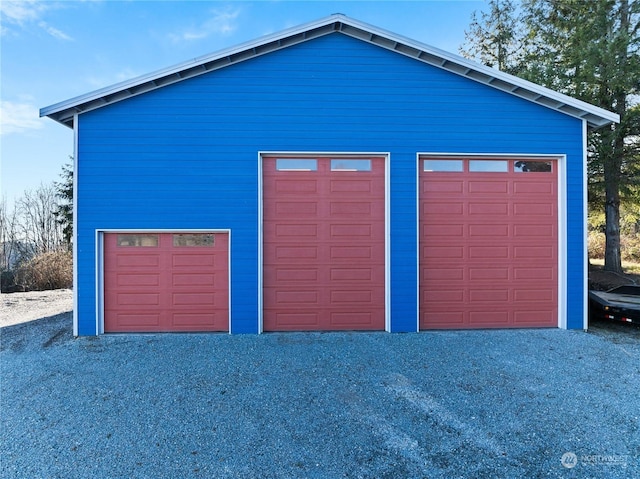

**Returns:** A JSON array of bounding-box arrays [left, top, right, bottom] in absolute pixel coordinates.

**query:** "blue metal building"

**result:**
[[41, 15, 618, 336]]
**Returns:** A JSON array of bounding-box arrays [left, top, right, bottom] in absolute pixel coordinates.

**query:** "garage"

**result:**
[[420, 157, 558, 329], [263, 156, 386, 331], [42, 14, 619, 335], [104, 232, 229, 332]]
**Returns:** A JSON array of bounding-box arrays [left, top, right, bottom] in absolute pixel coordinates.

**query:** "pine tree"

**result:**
[[54, 159, 73, 248], [462, 0, 640, 273]]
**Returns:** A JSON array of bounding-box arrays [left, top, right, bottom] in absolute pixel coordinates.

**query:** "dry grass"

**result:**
[[589, 258, 640, 275], [14, 250, 72, 291]]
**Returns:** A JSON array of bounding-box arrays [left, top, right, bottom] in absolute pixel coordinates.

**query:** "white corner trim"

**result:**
[[582, 120, 589, 330], [72, 115, 79, 337]]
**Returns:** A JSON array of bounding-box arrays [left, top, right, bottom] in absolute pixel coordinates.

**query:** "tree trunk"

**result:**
[[603, 124, 625, 273], [604, 179, 623, 273]]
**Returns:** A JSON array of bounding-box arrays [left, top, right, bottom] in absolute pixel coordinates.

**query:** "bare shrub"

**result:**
[[15, 250, 72, 291], [622, 234, 640, 263], [588, 231, 606, 260]]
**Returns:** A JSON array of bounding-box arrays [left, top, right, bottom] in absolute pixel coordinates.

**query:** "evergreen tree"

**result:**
[[460, 0, 525, 74], [462, 0, 640, 273], [54, 159, 73, 248]]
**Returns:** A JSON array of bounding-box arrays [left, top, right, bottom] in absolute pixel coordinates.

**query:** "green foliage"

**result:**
[[54, 159, 73, 247], [460, 0, 524, 74], [462, 0, 640, 273]]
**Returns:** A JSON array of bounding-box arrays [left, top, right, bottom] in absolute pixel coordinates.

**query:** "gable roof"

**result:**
[[41, 14, 619, 129]]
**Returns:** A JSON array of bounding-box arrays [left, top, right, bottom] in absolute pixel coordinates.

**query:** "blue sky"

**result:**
[[1, 0, 487, 203]]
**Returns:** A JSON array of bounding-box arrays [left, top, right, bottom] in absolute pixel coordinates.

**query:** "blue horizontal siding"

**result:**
[[76, 32, 585, 335]]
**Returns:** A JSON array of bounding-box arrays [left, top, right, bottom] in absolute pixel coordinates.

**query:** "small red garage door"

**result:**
[[420, 158, 557, 329], [263, 157, 385, 331], [104, 232, 229, 332]]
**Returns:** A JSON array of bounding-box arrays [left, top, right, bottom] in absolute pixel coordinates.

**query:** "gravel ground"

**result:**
[[1, 310, 639, 478], [0, 289, 72, 327]]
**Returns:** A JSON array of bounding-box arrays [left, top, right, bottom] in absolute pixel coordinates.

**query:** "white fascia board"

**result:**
[[337, 16, 619, 127], [40, 14, 619, 129]]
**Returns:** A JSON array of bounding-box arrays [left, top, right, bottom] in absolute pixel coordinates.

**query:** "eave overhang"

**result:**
[[40, 14, 619, 130]]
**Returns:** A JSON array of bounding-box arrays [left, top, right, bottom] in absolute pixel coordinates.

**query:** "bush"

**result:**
[[588, 231, 640, 264], [14, 250, 72, 291], [588, 232, 606, 259], [622, 234, 640, 263]]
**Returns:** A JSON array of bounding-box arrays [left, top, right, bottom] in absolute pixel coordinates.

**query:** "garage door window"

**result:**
[[423, 159, 464, 172], [173, 233, 215, 247], [469, 160, 508, 172], [514, 161, 553, 173], [117, 234, 158, 247], [276, 159, 317, 171], [331, 159, 372, 171]]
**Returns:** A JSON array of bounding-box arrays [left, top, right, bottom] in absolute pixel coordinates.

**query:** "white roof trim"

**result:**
[[41, 14, 619, 129]]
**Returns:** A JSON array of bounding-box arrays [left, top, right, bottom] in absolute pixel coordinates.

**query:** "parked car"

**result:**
[[589, 285, 640, 324]]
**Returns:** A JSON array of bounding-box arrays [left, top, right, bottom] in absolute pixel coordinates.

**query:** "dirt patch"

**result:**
[[0, 289, 72, 327], [588, 263, 639, 291]]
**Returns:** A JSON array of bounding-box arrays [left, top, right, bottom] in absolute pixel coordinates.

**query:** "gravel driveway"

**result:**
[[1, 313, 638, 478]]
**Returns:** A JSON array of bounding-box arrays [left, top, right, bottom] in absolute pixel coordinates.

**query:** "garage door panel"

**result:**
[[274, 179, 318, 193], [115, 313, 161, 327], [276, 268, 319, 281], [513, 181, 554, 194], [469, 310, 510, 325], [469, 224, 508, 237], [468, 203, 508, 215], [423, 180, 464, 194], [468, 180, 509, 193], [514, 287, 555, 300], [330, 179, 374, 193], [263, 156, 385, 331], [423, 267, 464, 281], [424, 202, 464, 215], [274, 201, 319, 217], [514, 203, 554, 216], [116, 273, 160, 287], [116, 254, 160, 268], [275, 313, 320, 328], [421, 310, 465, 327], [514, 267, 554, 280], [468, 267, 509, 280], [331, 312, 376, 326], [513, 224, 555, 237], [425, 224, 465, 236], [275, 224, 318, 238], [171, 313, 221, 327], [104, 232, 229, 332], [514, 310, 555, 324], [420, 158, 557, 329], [423, 246, 464, 259]]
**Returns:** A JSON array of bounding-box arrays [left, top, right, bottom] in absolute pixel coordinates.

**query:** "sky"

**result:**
[[1, 0, 488, 204]]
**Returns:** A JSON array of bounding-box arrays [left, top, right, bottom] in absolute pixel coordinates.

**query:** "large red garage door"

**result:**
[[420, 158, 557, 329], [105, 232, 229, 332], [263, 157, 385, 331]]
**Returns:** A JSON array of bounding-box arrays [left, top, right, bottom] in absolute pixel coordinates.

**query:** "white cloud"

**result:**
[[169, 6, 241, 43], [0, 0, 44, 24], [0, 0, 73, 40], [38, 20, 73, 41], [0, 101, 45, 135]]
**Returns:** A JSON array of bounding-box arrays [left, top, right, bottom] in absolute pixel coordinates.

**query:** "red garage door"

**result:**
[[105, 232, 229, 332], [420, 158, 557, 329], [263, 157, 385, 331]]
